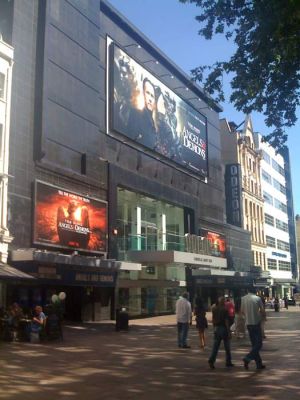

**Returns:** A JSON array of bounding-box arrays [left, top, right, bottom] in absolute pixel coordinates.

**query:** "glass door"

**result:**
[[141, 223, 158, 251]]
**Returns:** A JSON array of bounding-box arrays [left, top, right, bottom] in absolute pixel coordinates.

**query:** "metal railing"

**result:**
[[116, 231, 216, 257]]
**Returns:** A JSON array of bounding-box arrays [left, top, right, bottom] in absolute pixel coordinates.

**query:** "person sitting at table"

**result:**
[[10, 303, 24, 327], [11, 303, 24, 321]]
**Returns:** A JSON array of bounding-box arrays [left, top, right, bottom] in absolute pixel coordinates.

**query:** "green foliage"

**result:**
[[180, 0, 300, 149]]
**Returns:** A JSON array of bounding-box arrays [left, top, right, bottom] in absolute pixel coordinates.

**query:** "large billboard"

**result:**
[[110, 44, 208, 177], [199, 229, 226, 258], [34, 181, 107, 254]]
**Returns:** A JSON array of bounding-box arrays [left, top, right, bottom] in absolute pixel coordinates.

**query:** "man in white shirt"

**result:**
[[176, 292, 192, 348], [241, 288, 266, 370]]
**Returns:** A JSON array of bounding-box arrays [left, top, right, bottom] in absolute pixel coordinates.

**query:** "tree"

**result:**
[[179, 0, 300, 149]]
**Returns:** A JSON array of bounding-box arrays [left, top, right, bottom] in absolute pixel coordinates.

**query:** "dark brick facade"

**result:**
[[7, 0, 251, 271]]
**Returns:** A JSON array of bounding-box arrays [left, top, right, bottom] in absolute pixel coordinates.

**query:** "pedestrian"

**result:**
[[274, 297, 280, 312], [283, 295, 289, 310], [241, 288, 266, 370], [194, 297, 208, 349], [208, 296, 234, 369], [176, 292, 192, 348]]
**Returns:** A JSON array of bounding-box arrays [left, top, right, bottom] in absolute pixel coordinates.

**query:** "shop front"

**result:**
[[191, 269, 271, 308], [10, 249, 121, 321], [192, 270, 252, 307]]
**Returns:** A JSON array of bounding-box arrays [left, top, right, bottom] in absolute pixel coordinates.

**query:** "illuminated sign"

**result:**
[[110, 44, 208, 177], [34, 181, 107, 254], [199, 229, 226, 258], [225, 164, 243, 227]]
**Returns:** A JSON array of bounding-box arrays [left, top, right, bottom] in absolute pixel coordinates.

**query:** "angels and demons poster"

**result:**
[[111, 44, 208, 177], [34, 181, 107, 253]]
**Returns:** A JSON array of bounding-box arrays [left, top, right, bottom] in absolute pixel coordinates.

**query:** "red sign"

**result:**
[[200, 229, 226, 258], [34, 181, 107, 253]]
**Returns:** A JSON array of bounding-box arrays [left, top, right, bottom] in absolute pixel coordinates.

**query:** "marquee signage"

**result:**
[[16, 264, 116, 287], [34, 181, 107, 254], [225, 164, 243, 227], [110, 43, 208, 177]]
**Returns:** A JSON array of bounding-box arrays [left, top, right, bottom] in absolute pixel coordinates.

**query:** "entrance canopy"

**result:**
[[10, 249, 142, 287], [129, 250, 227, 269]]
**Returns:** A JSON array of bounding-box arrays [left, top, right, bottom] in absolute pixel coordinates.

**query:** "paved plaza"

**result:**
[[1, 307, 300, 400]]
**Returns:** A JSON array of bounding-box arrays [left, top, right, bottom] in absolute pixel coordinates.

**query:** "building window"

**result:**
[[263, 191, 273, 206], [274, 199, 287, 214], [278, 261, 291, 271], [265, 213, 274, 226], [273, 178, 286, 195], [267, 258, 277, 270], [275, 219, 288, 232], [118, 288, 130, 307], [277, 239, 290, 252], [146, 266, 156, 274], [0, 73, 5, 99], [116, 188, 185, 257], [272, 159, 285, 176], [262, 150, 270, 164], [266, 235, 276, 248], [262, 169, 272, 184]]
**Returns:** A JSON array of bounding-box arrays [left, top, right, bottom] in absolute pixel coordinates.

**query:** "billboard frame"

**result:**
[[33, 180, 108, 255], [107, 40, 209, 180]]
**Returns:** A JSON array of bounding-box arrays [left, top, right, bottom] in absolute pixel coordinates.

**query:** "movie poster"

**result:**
[[110, 44, 208, 177], [34, 181, 107, 253], [200, 229, 226, 258]]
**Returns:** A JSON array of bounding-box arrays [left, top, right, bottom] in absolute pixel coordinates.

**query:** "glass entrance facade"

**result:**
[[116, 188, 185, 258], [116, 188, 186, 316]]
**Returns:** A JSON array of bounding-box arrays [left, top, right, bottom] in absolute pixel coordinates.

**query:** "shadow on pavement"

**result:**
[[0, 310, 300, 400]]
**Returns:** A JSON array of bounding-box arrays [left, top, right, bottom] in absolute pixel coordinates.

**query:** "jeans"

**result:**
[[245, 324, 263, 367], [177, 322, 189, 347], [209, 326, 232, 365]]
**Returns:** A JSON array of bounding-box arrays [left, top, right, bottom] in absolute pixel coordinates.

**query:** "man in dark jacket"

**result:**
[[127, 77, 158, 149], [208, 296, 234, 369]]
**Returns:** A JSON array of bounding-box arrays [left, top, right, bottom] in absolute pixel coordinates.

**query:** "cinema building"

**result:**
[[2, 0, 254, 320]]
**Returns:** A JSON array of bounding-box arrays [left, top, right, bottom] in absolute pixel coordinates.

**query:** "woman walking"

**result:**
[[194, 297, 208, 349]]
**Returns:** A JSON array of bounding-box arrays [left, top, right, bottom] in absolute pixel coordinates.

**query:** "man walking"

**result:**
[[208, 297, 234, 369], [176, 292, 192, 348], [241, 288, 266, 370]]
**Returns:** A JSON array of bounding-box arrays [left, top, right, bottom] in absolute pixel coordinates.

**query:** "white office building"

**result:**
[[254, 133, 293, 297]]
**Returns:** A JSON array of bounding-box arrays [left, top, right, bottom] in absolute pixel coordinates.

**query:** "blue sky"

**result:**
[[108, 0, 300, 215]]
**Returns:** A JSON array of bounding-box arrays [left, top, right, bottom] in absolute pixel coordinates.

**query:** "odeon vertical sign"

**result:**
[[225, 164, 243, 227]]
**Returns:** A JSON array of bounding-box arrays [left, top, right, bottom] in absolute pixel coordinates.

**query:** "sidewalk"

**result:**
[[0, 308, 299, 400]]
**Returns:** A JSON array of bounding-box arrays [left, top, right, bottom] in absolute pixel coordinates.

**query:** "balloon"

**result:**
[[58, 292, 66, 301], [51, 294, 59, 303]]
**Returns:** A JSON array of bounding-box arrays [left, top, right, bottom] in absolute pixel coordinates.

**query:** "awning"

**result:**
[[272, 278, 296, 284], [11, 249, 120, 270], [0, 263, 35, 281], [129, 250, 227, 269], [192, 269, 271, 288]]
